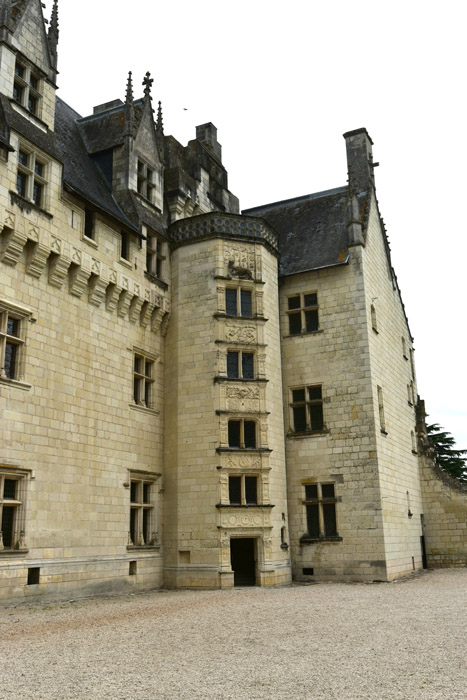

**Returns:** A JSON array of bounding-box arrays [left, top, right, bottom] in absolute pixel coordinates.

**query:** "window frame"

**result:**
[[226, 350, 255, 380], [228, 474, 259, 505], [228, 419, 257, 449], [0, 302, 31, 384], [146, 232, 165, 280], [128, 475, 157, 548], [133, 353, 155, 409], [286, 292, 319, 336], [302, 482, 339, 541], [137, 159, 155, 203], [13, 58, 42, 118], [290, 385, 325, 434], [225, 287, 254, 318], [16, 145, 47, 209], [0, 468, 28, 552], [377, 385, 386, 433]]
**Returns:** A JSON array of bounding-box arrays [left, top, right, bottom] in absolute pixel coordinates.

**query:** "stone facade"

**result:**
[[0, 1, 465, 602]]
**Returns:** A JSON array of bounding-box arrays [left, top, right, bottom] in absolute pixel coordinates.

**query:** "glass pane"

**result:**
[[228, 421, 241, 448], [305, 309, 319, 332], [145, 361, 153, 378], [225, 289, 237, 316], [227, 352, 239, 378], [129, 508, 137, 544], [33, 181, 42, 206], [229, 476, 241, 504], [304, 293, 318, 307], [306, 504, 320, 538], [287, 296, 301, 310], [4, 342, 17, 379], [6, 318, 19, 337], [143, 508, 150, 544], [143, 483, 151, 504], [30, 74, 38, 90], [321, 484, 335, 499], [130, 482, 138, 503], [16, 171, 27, 197], [293, 405, 307, 432], [323, 503, 337, 537], [288, 312, 301, 335], [308, 386, 322, 400], [134, 356, 142, 373], [28, 95, 38, 114], [292, 389, 306, 403], [244, 421, 256, 448], [245, 477, 257, 504], [1, 506, 15, 548], [133, 377, 140, 403], [15, 63, 24, 78], [13, 83, 23, 102], [18, 151, 29, 166], [305, 484, 318, 500], [34, 161, 43, 177], [242, 353, 254, 379], [144, 380, 151, 407], [309, 404, 324, 431], [240, 290, 252, 317], [3, 479, 16, 499]]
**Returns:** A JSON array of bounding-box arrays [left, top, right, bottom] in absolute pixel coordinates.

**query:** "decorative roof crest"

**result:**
[[142, 71, 153, 100]]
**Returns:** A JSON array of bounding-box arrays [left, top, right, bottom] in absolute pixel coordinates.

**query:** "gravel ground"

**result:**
[[1, 568, 466, 700]]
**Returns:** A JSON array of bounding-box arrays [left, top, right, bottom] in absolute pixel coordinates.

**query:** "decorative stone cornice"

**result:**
[[169, 213, 279, 256]]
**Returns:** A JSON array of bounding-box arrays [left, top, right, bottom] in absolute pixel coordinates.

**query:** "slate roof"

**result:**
[[54, 98, 139, 233], [77, 99, 145, 154], [243, 187, 354, 277]]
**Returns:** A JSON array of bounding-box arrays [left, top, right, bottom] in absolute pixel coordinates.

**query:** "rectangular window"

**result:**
[[13, 59, 41, 117], [226, 351, 254, 379], [16, 147, 47, 208], [228, 420, 256, 449], [0, 309, 26, 381], [0, 471, 26, 550], [129, 477, 155, 546], [228, 475, 258, 505], [84, 209, 95, 240], [133, 354, 154, 408], [287, 292, 319, 335], [120, 231, 129, 260], [303, 483, 338, 540], [146, 233, 165, 280], [377, 385, 386, 432], [290, 386, 324, 433], [225, 288, 253, 317], [137, 159, 155, 202]]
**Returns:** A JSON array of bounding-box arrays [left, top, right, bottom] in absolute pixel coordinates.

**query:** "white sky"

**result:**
[[45, 0, 466, 448]]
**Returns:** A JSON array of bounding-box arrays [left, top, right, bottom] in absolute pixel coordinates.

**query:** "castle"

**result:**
[[1, 0, 466, 602]]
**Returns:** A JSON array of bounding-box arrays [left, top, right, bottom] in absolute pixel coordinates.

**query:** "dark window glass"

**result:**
[[306, 504, 320, 538], [305, 484, 318, 500], [13, 82, 23, 102], [305, 309, 319, 332], [3, 479, 16, 499], [229, 476, 241, 504], [227, 352, 239, 378], [323, 503, 337, 536], [145, 360, 152, 378], [242, 353, 254, 379], [133, 377, 140, 403], [84, 209, 94, 239], [18, 151, 29, 166], [288, 313, 301, 335], [292, 389, 306, 402], [121, 231, 129, 260], [240, 290, 252, 317], [244, 421, 256, 448], [15, 63, 24, 78], [6, 318, 19, 337], [308, 386, 322, 400], [304, 293, 317, 307], [130, 482, 138, 503], [16, 171, 27, 197], [32, 181, 42, 206], [29, 74, 38, 90], [144, 380, 151, 406], [143, 483, 151, 503], [1, 506, 14, 548], [228, 421, 241, 448], [142, 508, 150, 543], [293, 405, 307, 432], [225, 289, 237, 316], [245, 477, 257, 504], [134, 356, 142, 373], [4, 343, 17, 379], [288, 296, 301, 310], [321, 484, 335, 499], [130, 508, 137, 543], [28, 94, 38, 114], [309, 404, 324, 431]]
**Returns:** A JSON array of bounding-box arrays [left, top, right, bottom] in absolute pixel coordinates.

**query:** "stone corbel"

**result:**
[[105, 270, 122, 313], [88, 261, 109, 307], [117, 273, 132, 317], [25, 227, 50, 278], [129, 292, 144, 324], [48, 238, 71, 288], [160, 297, 171, 337], [69, 252, 92, 297], [0, 212, 27, 266], [150, 294, 164, 332], [140, 289, 155, 327]]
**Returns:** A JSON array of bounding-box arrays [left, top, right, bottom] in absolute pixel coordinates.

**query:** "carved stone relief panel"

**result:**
[[224, 384, 261, 412], [224, 323, 257, 344]]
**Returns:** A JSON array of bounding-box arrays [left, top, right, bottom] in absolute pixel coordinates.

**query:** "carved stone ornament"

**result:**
[[224, 244, 256, 278], [225, 324, 256, 344], [227, 454, 261, 469]]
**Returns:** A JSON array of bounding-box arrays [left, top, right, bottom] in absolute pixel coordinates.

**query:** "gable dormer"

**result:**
[[0, 0, 58, 131]]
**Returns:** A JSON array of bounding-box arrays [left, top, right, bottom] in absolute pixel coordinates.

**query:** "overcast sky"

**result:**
[[45, 0, 466, 448]]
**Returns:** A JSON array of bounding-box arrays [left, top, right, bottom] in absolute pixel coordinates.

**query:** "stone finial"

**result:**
[[142, 71, 153, 100], [125, 70, 134, 103], [47, 0, 59, 71], [156, 100, 164, 132], [124, 71, 134, 138]]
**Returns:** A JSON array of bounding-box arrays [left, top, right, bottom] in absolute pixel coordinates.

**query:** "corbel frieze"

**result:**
[[69, 251, 92, 297], [48, 238, 71, 288]]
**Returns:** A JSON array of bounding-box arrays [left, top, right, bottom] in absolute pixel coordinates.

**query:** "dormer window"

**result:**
[[13, 59, 41, 117], [137, 159, 154, 203], [146, 233, 165, 280], [16, 147, 47, 208]]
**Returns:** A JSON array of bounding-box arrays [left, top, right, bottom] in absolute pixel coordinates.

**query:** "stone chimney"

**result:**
[[343, 128, 375, 196], [196, 123, 222, 162]]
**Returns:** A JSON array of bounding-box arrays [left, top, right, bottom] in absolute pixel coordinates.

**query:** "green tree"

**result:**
[[426, 423, 467, 483]]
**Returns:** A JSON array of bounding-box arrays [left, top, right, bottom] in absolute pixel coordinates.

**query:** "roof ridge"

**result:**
[[243, 185, 347, 214]]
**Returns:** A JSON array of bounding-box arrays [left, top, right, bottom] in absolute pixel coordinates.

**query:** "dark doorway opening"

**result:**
[[230, 538, 256, 586]]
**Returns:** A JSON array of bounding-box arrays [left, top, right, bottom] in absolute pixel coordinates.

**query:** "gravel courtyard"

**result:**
[[1, 569, 466, 700]]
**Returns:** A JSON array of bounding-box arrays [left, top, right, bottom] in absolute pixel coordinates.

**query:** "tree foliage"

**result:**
[[426, 423, 467, 483]]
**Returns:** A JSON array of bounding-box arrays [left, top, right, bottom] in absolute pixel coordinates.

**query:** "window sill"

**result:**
[[216, 447, 272, 454], [284, 329, 322, 339], [118, 258, 133, 270], [127, 545, 161, 551], [82, 234, 98, 249], [0, 549, 29, 557], [144, 272, 168, 291], [299, 535, 342, 544], [129, 402, 160, 416], [214, 376, 268, 384], [214, 313, 268, 322], [0, 377, 32, 391], [216, 503, 274, 509], [287, 429, 329, 439], [9, 190, 52, 219]]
